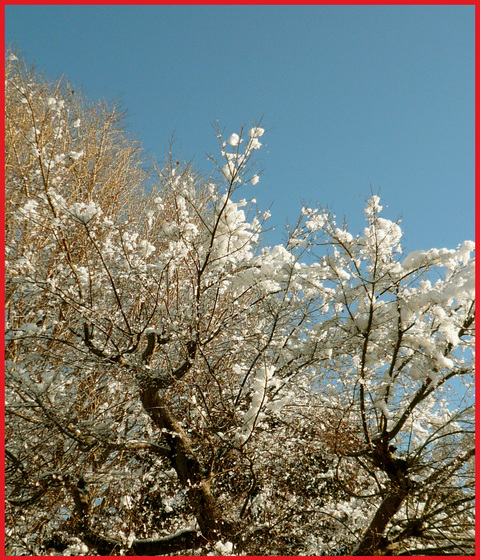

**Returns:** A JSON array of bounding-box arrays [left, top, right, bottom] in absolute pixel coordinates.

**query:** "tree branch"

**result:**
[[71, 527, 208, 556]]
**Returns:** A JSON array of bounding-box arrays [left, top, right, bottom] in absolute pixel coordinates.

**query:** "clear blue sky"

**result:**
[[5, 5, 475, 252]]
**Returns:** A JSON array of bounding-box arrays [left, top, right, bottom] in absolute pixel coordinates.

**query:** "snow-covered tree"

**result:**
[[5, 52, 475, 556]]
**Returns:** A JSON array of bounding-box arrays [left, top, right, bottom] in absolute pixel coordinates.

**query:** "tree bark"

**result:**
[[140, 386, 224, 542], [79, 527, 207, 556], [352, 488, 407, 555], [129, 529, 207, 555], [352, 441, 413, 555]]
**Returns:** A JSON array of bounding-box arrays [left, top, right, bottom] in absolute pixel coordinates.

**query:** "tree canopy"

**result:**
[[5, 51, 475, 556]]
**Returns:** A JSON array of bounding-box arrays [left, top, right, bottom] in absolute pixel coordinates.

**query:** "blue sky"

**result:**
[[5, 5, 475, 252]]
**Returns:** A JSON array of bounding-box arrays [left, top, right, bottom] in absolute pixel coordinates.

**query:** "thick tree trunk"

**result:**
[[140, 386, 224, 542], [351, 488, 407, 555], [136, 335, 226, 541], [352, 442, 413, 555]]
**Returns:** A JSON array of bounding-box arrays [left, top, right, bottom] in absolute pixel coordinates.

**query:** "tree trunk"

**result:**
[[352, 489, 408, 556], [140, 386, 224, 542], [352, 441, 413, 556], [352, 488, 407, 555]]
